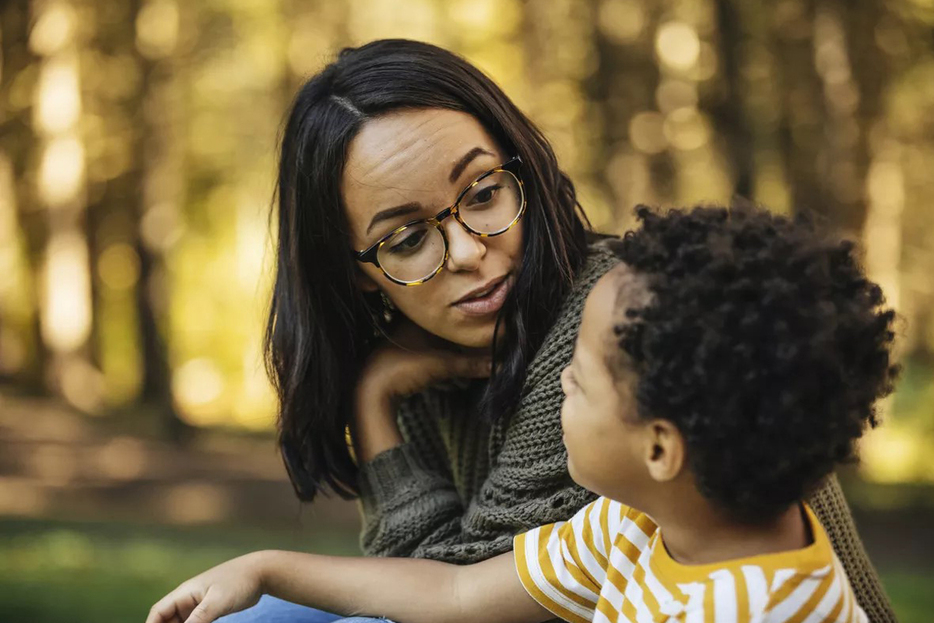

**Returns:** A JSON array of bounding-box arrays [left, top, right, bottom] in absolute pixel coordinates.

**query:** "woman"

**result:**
[[223, 39, 895, 622]]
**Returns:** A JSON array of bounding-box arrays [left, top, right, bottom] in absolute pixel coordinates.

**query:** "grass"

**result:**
[[0, 517, 358, 623], [879, 570, 934, 623], [0, 517, 931, 623]]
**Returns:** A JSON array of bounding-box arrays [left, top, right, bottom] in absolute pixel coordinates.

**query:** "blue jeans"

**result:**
[[217, 595, 390, 622]]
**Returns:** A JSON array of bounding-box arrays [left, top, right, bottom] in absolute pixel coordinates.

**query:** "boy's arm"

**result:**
[[264, 550, 550, 623], [146, 550, 551, 623]]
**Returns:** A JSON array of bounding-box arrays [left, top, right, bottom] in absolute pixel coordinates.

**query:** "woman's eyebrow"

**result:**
[[365, 147, 496, 236], [366, 202, 421, 236], [449, 146, 495, 184]]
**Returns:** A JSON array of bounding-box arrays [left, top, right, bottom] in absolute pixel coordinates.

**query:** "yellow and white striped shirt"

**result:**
[[514, 497, 866, 623]]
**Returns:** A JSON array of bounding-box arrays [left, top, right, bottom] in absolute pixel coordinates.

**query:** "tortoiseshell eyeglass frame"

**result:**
[[354, 156, 525, 287]]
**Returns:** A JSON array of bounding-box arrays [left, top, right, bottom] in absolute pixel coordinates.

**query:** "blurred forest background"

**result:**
[[1, 0, 933, 621]]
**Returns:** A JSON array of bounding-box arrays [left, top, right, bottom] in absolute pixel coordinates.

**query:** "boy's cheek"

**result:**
[[559, 394, 573, 425]]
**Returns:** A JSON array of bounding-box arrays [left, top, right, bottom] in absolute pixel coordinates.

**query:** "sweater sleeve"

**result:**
[[357, 386, 469, 558], [807, 474, 897, 623], [357, 441, 465, 557], [358, 243, 620, 564]]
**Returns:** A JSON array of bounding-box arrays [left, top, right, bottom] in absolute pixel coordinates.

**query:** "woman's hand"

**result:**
[[145, 553, 266, 623], [352, 319, 492, 462], [361, 319, 493, 401]]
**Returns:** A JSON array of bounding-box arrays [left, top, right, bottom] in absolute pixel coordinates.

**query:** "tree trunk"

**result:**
[[584, 0, 668, 229], [710, 0, 756, 198], [0, 0, 48, 392], [87, 0, 188, 439]]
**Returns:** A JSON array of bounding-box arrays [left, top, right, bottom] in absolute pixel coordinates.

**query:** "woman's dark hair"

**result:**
[[266, 39, 589, 502], [609, 205, 899, 523]]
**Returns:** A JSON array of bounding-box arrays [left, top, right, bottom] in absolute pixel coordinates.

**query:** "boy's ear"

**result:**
[[644, 420, 684, 482]]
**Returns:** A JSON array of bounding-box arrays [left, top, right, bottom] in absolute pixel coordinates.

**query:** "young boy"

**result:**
[[147, 205, 897, 623]]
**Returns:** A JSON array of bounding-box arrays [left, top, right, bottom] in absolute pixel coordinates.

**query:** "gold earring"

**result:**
[[379, 291, 395, 324]]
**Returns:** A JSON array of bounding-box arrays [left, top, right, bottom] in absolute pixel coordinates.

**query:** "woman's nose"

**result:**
[[443, 219, 485, 273]]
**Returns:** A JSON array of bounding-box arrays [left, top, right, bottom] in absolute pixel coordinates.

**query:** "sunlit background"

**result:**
[[1, 0, 933, 621]]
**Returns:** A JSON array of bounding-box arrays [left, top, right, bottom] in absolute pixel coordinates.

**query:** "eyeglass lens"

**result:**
[[377, 169, 523, 284]]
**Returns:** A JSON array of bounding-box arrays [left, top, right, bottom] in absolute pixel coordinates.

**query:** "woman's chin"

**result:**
[[442, 320, 499, 351]]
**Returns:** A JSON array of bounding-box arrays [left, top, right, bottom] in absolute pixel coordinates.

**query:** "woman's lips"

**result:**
[[452, 275, 512, 317]]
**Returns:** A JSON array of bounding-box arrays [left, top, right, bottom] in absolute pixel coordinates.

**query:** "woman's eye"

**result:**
[[389, 229, 427, 254], [468, 184, 501, 207]]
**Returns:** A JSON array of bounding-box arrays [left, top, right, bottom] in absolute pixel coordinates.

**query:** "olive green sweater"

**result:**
[[358, 240, 896, 622]]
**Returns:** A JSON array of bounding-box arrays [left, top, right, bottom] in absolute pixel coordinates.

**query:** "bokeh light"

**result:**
[[655, 21, 701, 71]]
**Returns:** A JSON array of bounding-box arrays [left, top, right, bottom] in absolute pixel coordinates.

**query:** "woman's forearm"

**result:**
[[255, 550, 548, 623], [353, 389, 405, 463]]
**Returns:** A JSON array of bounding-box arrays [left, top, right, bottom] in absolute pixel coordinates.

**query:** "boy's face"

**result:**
[[560, 265, 654, 501]]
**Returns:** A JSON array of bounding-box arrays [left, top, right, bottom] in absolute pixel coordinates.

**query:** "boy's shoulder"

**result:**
[[649, 505, 866, 623], [514, 499, 865, 623]]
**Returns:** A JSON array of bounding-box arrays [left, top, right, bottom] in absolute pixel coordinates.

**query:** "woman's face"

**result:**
[[343, 108, 524, 349]]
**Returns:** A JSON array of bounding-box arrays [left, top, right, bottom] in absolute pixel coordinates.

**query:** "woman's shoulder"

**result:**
[[519, 232, 621, 384], [574, 232, 623, 297], [586, 230, 622, 259], [554, 233, 620, 323], [549, 232, 624, 330]]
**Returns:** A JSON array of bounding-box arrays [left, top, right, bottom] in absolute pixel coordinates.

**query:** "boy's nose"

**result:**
[[559, 366, 571, 395], [444, 219, 485, 273]]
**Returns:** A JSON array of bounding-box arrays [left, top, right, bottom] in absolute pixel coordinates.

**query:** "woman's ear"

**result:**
[[644, 420, 684, 482], [356, 266, 379, 293]]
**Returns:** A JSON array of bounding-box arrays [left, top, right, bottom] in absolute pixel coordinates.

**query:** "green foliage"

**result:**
[[0, 517, 359, 623]]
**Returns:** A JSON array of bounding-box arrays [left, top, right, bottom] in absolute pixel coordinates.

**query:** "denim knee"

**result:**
[[215, 595, 392, 623]]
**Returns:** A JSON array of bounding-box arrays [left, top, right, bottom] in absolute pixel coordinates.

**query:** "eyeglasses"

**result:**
[[355, 156, 525, 286]]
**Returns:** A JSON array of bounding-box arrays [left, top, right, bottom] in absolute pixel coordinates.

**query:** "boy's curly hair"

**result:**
[[610, 204, 899, 523]]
